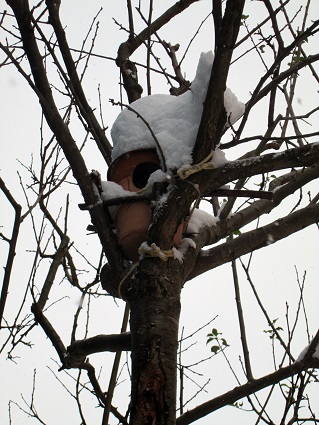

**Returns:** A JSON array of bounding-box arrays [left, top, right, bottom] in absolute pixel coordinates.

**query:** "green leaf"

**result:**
[[211, 345, 220, 354], [221, 338, 229, 347]]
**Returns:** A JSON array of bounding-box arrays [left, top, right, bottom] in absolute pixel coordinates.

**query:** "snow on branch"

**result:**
[[188, 203, 319, 281]]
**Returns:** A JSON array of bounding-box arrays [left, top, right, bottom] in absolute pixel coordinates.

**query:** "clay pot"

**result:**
[[108, 149, 183, 261]]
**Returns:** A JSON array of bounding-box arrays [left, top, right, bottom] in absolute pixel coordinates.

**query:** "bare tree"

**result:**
[[0, 1, 318, 424]]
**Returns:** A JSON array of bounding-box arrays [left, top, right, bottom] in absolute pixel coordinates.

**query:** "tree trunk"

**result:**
[[126, 259, 183, 425]]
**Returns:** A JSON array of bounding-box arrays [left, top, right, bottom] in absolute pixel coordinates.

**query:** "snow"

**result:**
[[210, 148, 228, 167], [173, 238, 197, 262], [186, 208, 219, 234], [224, 88, 245, 126], [296, 341, 319, 362], [144, 169, 172, 189], [100, 180, 134, 218], [100, 180, 133, 200], [111, 51, 244, 172], [266, 234, 275, 245], [104, 52, 243, 248]]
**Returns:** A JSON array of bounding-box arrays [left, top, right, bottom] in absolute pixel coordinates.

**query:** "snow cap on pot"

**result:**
[[105, 52, 244, 261], [110, 51, 244, 175]]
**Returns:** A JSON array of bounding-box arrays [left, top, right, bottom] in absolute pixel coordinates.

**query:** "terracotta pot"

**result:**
[[108, 149, 184, 261], [108, 149, 161, 192], [114, 202, 151, 261]]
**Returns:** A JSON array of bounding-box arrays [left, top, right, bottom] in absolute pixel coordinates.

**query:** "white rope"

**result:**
[[178, 150, 215, 179], [138, 242, 174, 262]]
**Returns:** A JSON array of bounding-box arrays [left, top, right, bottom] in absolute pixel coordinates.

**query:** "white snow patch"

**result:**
[[144, 169, 171, 189], [211, 148, 228, 166], [186, 208, 219, 234], [217, 199, 229, 218], [100, 180, 133, 200], [297, 346, 308, 362], [266, 234, 275, 245], [224, 87, 245, 127], [111, 51, 244, 172], [100, 181, 135, 218], [173, 237, 197, 262], [296, 341, 319, 362], [172, 247, 184, 263]]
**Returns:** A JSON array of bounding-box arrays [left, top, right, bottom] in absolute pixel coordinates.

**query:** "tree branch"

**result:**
[[6, 0, 124, 271], [192, 0, 246, 161], [116, 0, 199, 101], [253, 53, 319, 107], [0, 178, 22, 328], [117, 0, 200, 60], [148, 143, 318, 253], [194, 162, 319, 249], [79, 362, 129, 425], [102, 304, 130, 425], [67, 333, 131, 356], [31, 302, 70, 366], [36, 236, 70, 311], [237, 19, 319, 138], [193, 143, 319, 197], [33, 4, 113, 164], [188, 202, 319, 280], [176, 356, 319, 424]]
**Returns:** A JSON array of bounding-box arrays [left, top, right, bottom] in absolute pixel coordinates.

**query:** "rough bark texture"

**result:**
[[123, 259, 184, 425]]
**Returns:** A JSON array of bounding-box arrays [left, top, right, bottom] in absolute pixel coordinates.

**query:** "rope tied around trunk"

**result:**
[[117, 244, 174, 298], [138, 242, 174, 262]]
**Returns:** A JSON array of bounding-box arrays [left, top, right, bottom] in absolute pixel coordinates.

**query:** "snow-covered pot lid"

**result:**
[[110, 51, 245, 174]]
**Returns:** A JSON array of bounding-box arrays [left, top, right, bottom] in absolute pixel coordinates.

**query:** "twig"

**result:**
[[179, 11, 212, 68], [206, 189, 273, 200], [127, 0, 135, 41], [0, 178, 22, 328], [31, 302, 69, 366], [221, 130, 319, 150], [146, 0, 153, 96], [36, 235, 70, 311], [230, 243, 254, 381], [44, 2, 113, 164], [176, 355, 319, 425], [102, 303, 130, 425], [240, 260, 295, 362], [81, 188, 274, 212], [163, 41, 191, 95]]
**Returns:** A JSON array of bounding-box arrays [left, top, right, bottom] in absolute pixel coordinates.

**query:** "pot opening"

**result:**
[[132, 162, 161, 189]]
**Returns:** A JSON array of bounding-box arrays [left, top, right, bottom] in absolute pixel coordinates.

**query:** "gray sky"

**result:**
[[0, 1, 318, 424]]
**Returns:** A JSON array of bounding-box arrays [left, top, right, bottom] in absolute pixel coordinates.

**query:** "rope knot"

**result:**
[[138, 242, 174, 262], [178, 150, 215, 179]]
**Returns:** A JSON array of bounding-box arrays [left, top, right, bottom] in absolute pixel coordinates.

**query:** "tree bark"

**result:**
[[123, 259, 184, 425]]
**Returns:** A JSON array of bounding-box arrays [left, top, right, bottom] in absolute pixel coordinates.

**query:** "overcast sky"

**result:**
[[0, 1, 318, 424]]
